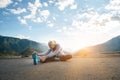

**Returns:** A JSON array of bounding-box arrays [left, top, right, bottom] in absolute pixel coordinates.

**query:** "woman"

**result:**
[[32, 40, 72, 64]]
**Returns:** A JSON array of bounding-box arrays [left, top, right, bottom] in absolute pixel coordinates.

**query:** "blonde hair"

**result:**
[[48, 40, 57, 45]]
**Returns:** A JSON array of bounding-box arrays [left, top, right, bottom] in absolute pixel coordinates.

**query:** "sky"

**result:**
[[0, 0, 120, 52]]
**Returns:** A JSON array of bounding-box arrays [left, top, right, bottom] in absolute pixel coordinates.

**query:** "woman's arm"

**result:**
[[38, 49, 51, 56]]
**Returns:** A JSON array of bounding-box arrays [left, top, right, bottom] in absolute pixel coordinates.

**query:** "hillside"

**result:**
[[0, 36, 48, 56], [76, 35, 120, 56]]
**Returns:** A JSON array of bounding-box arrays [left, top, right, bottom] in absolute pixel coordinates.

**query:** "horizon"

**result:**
[[0, 0, 120, 52], [0, 34, 120, 52]]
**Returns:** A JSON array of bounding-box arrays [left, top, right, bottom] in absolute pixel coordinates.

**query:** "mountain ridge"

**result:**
[[76, 35, 120, 56], [0, 35, 48, 56]]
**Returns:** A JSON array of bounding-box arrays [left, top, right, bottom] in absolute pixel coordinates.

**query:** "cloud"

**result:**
[[74, 11, 99, 21], [56, 18, 120, 51], [13, 2, 18, 7], [47, 21, 54, 27], [56, 0, 77, 11], [43, 2, 48, 7], [32, 17, 42, 23], [105, 0, 120, 23], [111, 16, 120, 21], [40, 10, 50, 20], [5, 0, 50, 25], [62, 26, 67, 31], [24, 0, 42, 19], [70, 4, 77, 9], [52, 17, 56, 20], [18, 17, 27, 24], [56, 26, 67, 33], [10, 8, 26, 14], [16, 34, 30, 39], [0, 0, 12, 8], [49, 0, 55, 4], [18, 0, 22, 2], [72, 11, 119, 30], [22, 0, 50, 24], [57, 10, 120, 35], [12, 0, 42, 24], [105, 0, 120, 10]]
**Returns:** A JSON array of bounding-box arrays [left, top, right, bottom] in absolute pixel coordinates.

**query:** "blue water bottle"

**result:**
[[32, 53, 40, 65]]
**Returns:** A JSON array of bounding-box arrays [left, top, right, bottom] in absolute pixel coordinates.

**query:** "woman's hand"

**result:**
[[41, 56, 48, 62], [37, 53, 42, 56]]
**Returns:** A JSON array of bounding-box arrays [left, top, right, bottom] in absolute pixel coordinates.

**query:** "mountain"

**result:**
[[0, 35, 48, 56], [20, 47, 36, 57], [76, 35, 120, 56]]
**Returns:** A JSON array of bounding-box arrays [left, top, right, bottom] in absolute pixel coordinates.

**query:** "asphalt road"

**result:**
[[0, 57, 120, 80]]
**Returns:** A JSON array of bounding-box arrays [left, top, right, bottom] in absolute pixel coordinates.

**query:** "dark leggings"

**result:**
[[40, 54, 72, 63]]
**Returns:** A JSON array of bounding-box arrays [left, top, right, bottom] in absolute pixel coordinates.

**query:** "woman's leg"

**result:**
[[40, 56, 56, 63], [58, 54, 72, 61]]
